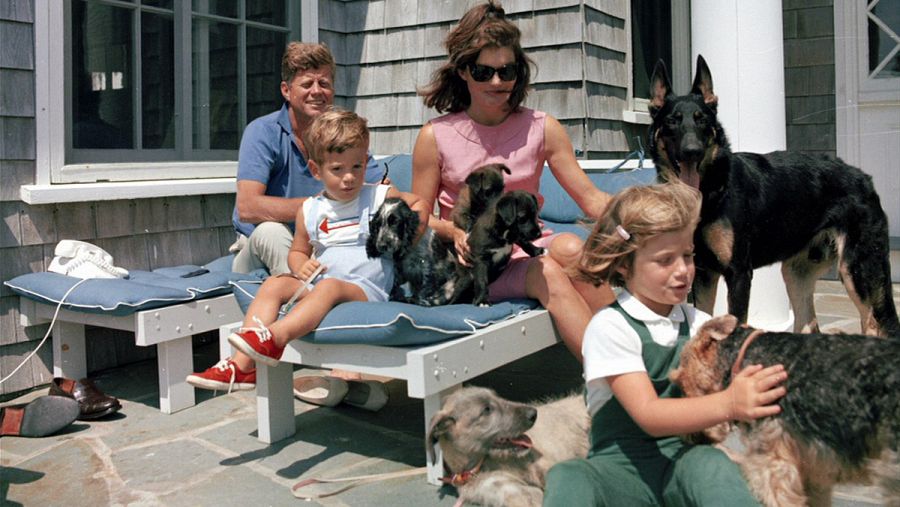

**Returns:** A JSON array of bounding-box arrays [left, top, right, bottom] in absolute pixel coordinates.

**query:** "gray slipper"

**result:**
[[342, 380, 389, 411], [293, 376, 349, 407]]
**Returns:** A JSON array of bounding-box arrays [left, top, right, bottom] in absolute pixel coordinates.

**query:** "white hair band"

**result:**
[[616, 225, 631, 241]]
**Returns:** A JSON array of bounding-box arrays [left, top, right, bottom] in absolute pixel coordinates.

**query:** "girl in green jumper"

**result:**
[[543, 183, 787, 506]]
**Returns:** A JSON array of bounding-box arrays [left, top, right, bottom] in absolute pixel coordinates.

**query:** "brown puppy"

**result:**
[[427, 387, 590, 507], [670, 315, 900, 507], [451, 163, 511, 232]]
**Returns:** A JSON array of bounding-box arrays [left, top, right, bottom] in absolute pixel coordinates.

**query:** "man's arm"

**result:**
[[235, 180, 306, 224]]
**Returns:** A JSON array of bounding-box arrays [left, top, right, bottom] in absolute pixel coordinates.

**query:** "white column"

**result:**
[[691, 0, 794, 330]]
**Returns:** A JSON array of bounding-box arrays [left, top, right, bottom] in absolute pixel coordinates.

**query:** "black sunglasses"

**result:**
[[467, 62, 518, 82]]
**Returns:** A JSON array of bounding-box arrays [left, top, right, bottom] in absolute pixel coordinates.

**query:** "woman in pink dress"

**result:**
[[411, 0, 615, 361]]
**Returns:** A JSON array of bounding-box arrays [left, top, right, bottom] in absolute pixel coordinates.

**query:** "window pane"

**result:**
[[72, 1, 134, 149], [247, 0, 286, 27], [142, 0, 174, 9], [192, 0, 237, 19], [868, 0, 900, 78], [142, 13, 175, 148], [192, 19, 239, 150], [247, 28, 287, 121], [632, 0, 672, 99]]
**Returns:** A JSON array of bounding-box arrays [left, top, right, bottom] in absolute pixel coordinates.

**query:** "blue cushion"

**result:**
[[231, 280, 539, 347], [5, 259, 261, 317], [539, 167, 656, 224]]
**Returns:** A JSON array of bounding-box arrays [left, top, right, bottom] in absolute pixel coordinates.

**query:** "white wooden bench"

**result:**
[[219, 307, 560, 484], [21, 294, 243, 414]]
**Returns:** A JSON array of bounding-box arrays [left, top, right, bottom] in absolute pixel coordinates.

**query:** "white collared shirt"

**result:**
[[583, 290, 712, 416]]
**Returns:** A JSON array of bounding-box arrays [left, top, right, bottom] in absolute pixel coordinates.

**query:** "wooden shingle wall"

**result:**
[[321, 0, 631, 158], [783, 0, 836, 156], [0, 1, 234, 396]]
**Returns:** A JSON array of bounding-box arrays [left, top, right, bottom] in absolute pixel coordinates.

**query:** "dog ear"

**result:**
[[365, 212, 382, 258], [425, 412, 455, 465], [649, 59, 672, 116], [704, 314, 739, 341], [497, 194, 518, 228], [691, 55, 718, 107]]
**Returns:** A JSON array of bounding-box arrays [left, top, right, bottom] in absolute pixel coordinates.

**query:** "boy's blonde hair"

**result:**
[[282, 42, 335, 82], [577, 183, 702, 287], [302, 108, 369, 166]]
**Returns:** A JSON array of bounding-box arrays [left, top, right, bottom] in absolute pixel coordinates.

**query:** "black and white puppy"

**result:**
[[367, 197, 459, 305], [366, 197, 428, 303], [442, 190, 544, 307]]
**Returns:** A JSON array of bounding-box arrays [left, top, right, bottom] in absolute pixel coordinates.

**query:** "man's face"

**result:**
[[281, 66, 335, 123]]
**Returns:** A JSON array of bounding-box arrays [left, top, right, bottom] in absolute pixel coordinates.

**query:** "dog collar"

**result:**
[[440, 459, 484, 487], [730, 328, 766, 376]]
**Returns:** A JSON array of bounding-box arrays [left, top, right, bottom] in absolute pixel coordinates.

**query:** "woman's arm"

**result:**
[[609, 364, 787, 437], [411, 123, 470, 257], [544, 115, 611, 219], [385, 186, 431, 239]]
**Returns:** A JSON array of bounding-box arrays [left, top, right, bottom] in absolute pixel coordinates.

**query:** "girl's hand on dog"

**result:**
[[727, 364, 787, 422]]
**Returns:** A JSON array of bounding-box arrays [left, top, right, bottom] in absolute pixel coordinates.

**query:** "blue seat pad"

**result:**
[[5, 263, 261, 317], [231, 280, 539, 347]]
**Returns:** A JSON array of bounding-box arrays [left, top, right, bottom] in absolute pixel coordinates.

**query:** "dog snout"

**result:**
[[679, 134, 704, 161]]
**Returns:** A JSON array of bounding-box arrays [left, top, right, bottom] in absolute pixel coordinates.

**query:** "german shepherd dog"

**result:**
[[648, 55, 899, 337]]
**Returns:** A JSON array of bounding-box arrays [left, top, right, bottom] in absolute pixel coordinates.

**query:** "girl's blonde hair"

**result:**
[[576, 183, 702, 287], [302, 108, 369, 165]]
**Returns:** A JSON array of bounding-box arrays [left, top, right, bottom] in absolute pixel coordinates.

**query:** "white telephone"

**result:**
[[47, 239, 129, 279]]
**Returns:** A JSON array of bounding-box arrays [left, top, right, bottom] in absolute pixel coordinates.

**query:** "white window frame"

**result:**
[[24, 0, 319, 204], [622, 0, 691, 125]]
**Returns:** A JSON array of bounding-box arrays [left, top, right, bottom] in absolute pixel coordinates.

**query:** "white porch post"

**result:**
[[691, 0, 794, 330]]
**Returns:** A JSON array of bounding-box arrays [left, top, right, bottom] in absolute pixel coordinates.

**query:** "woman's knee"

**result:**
[[548, 233, 584, 267]]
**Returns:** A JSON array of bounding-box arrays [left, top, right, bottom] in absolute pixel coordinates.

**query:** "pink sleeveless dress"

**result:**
[[429, 108, 554, 300]]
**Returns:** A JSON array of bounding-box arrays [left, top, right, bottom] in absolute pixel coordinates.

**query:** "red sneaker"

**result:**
[[186, 359, 256, 393], [227, 317, 284, 367]]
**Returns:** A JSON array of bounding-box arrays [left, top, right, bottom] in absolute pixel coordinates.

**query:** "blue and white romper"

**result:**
[[302, 184, 394, 302]]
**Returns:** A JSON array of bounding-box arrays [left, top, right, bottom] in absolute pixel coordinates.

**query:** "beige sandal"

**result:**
[[292, 376, 349, 407]]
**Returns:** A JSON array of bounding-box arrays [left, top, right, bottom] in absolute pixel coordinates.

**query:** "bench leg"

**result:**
[[157, 336, 196, 414], [257, 362, 295, 443], [52, 321, 87, 379], [218, 322, 238, 361], [424, 385, 461, 485]]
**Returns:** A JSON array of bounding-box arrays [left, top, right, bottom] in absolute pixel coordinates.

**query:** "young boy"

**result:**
[[200, 109, 428, 405]]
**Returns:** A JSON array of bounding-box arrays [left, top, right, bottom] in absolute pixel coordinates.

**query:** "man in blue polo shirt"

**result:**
[[231, 41, 384, 275]]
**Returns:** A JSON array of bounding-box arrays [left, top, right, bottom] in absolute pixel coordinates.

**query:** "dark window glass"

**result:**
[[247, 0, 286, 27], [193, 20, 239, 149], [142, 13, 175, 148], [247, 28, 286, 122], [72, 1, 134, 149], [632, 0, 672, 100], [193, 0, 238, 19], [867, 0, 900, 78]]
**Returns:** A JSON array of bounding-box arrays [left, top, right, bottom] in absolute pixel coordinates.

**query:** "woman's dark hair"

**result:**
[[418, 1, 534, 113]]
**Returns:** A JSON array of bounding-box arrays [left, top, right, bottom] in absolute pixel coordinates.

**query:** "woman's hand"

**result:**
[[452, 226, 471, 266], [726, 364, 787, 422]]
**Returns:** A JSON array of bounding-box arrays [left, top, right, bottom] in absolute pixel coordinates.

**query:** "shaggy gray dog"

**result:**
[[427, 386, 589, 507]]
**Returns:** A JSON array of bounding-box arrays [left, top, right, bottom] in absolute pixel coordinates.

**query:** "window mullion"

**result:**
[[174, 0, 192, 159], [133, 5, 143, 149], [238, 3, 247, 131]]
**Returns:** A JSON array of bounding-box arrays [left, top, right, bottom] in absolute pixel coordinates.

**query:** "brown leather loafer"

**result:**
[[49, 377, 121, 420], [0, 396, 79, 437]]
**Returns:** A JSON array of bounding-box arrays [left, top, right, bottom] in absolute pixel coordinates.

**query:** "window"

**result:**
[[59, 0, 300, 180], [867, 0, 900, 78], [625, 0, 690, 124]]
